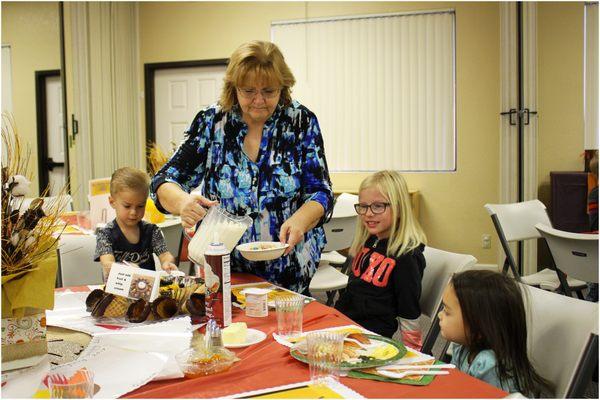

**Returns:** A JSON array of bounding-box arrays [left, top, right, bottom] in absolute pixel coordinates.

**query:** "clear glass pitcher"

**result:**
[[186, 206, 252, 266]]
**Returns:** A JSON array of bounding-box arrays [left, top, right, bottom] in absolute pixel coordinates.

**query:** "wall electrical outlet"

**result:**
[[482, 234, 492, 249]]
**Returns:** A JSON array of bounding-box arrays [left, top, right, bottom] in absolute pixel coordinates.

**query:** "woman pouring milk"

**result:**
[[151, 41, 333, 294]]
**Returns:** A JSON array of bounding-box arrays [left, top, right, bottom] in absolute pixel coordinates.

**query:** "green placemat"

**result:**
[[347, 369, 436, 386], [348, 360, 447, 386]]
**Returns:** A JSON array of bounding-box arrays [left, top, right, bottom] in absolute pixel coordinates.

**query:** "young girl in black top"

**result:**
[[335, 171, 426, 348]]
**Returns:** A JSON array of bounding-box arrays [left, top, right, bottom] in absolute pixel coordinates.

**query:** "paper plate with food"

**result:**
[[289, 332, 406, 370], [273, 325, 369, 347], [236, 241, 289, 261]]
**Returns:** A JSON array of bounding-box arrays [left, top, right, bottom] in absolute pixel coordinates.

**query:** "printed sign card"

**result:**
[[104, 263, 160, 302]]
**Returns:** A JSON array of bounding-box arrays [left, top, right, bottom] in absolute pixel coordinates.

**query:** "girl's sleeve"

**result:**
[[94, 228, 113, 261], [151, 225, 169, 255], [469, 352, 508, 391], [301, 114, 334, 225], [393, 252, 425, 319], [150, 109, 212, 213]]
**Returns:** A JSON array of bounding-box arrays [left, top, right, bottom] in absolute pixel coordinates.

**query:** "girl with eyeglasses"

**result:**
[[335, 171, 427, 347]]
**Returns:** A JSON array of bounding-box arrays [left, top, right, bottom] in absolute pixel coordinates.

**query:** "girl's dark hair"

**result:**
[[451, 270, 550, 397]]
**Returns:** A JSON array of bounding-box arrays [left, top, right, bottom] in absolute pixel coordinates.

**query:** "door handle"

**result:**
[[46, 157, 65, 171]]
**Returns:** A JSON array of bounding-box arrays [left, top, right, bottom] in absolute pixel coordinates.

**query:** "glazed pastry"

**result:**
[[347, 333, 371, 345], [151, 296, 179, 319], [127, 299, 153, 323], [195, 284, 206, 295], [92, 293, 131, 318], [86, 289, 107, 312], [183, 293, 206, 316]]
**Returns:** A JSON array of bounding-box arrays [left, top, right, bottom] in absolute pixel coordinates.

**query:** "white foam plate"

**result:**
[[236, 242, 289, 261], [223, 328, 267, 348]]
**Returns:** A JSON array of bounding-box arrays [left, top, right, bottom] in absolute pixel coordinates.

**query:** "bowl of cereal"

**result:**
[[236, 241, 289, 261]]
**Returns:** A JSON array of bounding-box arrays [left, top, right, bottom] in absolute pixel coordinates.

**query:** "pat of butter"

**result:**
[[222, 322, 247, 344]]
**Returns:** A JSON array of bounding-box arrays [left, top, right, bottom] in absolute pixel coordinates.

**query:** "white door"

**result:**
[[45, 75, 66, 196], [154, 65, 226, 155]]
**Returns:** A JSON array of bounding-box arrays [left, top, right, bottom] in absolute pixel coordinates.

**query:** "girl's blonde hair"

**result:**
[[350, 170, 426, 258], [219, 41, 295, 111]]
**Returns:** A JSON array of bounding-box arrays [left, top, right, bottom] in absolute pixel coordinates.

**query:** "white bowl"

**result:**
[[236, 241, 289, 262]]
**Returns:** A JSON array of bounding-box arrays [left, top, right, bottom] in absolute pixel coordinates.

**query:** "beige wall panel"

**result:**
[[537, 2, 584, 201], [139, 1, 501, 263], [1, 1, 61, 196]]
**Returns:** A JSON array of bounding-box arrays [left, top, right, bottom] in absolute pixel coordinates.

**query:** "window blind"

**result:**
[[271, 10, 456, 172], [584, 3, 598, 150]]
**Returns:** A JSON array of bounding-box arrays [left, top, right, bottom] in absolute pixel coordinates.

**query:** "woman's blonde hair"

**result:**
[[110, 167, 150, 198], [350, 171, 426, 258], [219, 40, 295, 111]]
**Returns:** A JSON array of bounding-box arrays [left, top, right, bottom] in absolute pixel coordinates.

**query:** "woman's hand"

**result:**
[[179, 192, 218, 229], [279, 201, 326, 256], [279, 215, 309, 256]]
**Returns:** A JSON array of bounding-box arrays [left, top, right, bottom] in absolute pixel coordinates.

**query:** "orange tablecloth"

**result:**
[[115, 273, 506, 399]]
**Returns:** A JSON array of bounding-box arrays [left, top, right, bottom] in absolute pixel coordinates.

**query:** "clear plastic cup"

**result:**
[[76, 210, 92, 231], [186, 206, 252, 268], [306, 331, 345, 386], [47, 368, 94, 398], [275, 295, 304, 338]]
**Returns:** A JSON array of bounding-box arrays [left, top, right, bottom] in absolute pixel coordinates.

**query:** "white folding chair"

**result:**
[[522, 283, 599, 397], [309, 193, 358, 305], [420, 247, 477, 355], [535, 224, 598, 298], [19, 195, 73, 214], [156, 218, 184, 259], [57, 235, 103, 287], [485, 200, 587, 296]]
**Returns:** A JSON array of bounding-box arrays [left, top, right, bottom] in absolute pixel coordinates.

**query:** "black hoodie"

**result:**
[[335, 236, 426, 337]]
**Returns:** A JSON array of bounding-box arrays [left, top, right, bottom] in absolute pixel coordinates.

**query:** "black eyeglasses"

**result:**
[[236, 87, 281, 99], [354, 202, 390, 215]]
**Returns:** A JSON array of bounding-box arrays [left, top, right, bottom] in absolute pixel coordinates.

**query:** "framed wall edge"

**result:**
[[35, 69, 61, 194]]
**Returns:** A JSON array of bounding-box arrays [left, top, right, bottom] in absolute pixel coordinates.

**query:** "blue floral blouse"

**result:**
[[151, 100, 333, 293]]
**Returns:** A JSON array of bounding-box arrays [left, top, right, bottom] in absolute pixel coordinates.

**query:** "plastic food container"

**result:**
[[175, 347, 237, 378], [243, 288, 271, 317]]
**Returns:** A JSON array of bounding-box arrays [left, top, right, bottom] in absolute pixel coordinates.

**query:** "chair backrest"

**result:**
[[57, 235, 103, 287], [565, 333, 598, 398], [419, 247, 477, 355], [535, 224, 599, 283], [522, 283, 599, 397], [322, 193, 359, 253], [420, 247, 477, 318], [484, 200, 551, 242]]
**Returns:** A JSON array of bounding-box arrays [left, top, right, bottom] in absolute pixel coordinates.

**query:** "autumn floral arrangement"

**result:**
[[146, 141, 172, 176], [145, 142, 173, 223], [1, 114, 69, 370]]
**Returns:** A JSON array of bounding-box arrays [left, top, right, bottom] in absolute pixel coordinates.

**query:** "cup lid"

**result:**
[[241, 288, 272, 295]]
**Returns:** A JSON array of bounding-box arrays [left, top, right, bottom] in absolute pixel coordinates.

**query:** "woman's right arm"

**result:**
[[157, 183, 216, 228], [150, 109, 217, 228]]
